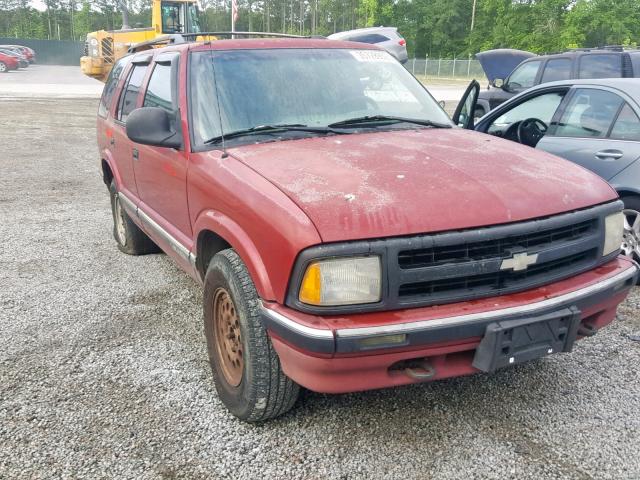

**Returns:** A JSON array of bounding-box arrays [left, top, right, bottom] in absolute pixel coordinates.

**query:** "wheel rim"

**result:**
[[622, 208, 640, 259], [114, 195, 127, 246], [0, 63, 6, 72], [213, 288, 243, 387]]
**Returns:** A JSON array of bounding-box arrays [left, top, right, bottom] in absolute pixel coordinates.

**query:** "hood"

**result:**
[[476, 49, 537, 82], [229, 129, 616, 243]]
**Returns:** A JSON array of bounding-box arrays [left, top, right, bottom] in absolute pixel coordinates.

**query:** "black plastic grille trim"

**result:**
[[398, 219, 596, 269]]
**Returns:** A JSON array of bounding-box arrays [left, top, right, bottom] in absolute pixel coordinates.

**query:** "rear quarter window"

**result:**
[[116, 64, 149, 122], [349, 34, 390, 44], [578, 54, 622, 79], [99, 56, 132, 118]]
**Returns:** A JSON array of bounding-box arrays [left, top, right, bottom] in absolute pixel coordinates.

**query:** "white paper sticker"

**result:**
[[350, 49, 395, 63]]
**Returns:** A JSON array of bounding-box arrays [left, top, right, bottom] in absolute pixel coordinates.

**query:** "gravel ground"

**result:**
[[1, 97, 640, 480]]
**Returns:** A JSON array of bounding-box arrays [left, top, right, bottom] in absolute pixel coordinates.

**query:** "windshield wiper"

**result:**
[[204, 124, 344, 145], [328, 115, 452, 129]]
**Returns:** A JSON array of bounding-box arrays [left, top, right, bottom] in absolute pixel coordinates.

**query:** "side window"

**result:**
[[610, 104, 640, 141], [507, 60, 541, 90], [488, 91, 565, 134], [143, 62, 175, 112], [351, 33, 390, 44], [540, 58, 572, 83], [554, 89, 623, 138], [117, 64, 148, 122], [578, 54, 622, 79], [98, 56, 132, 118]]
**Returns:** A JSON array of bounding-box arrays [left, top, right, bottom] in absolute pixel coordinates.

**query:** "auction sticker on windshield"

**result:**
[[350, 50, 395, 63]]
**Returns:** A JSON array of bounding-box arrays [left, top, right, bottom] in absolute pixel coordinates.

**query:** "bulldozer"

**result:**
[[81, 0, 202, 82]]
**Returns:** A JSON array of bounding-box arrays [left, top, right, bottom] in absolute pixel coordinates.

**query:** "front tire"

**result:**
[[108, 180, 160, 255], [204, 249, 299, 422], [0, 62, 7, 73]]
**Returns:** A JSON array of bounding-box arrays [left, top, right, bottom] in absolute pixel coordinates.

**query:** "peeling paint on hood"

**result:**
[[229, 128, 617, 242]]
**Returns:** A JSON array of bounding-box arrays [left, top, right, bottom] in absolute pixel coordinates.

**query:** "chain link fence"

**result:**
[[406, 58, 487, 82]]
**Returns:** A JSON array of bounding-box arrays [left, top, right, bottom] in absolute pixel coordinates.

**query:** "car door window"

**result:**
[[99, 55, 132, 118], [117, 64, 148, 122], [610, 103, 640, 141], [488, 91, 564, 135], [554, 89, 623, 138], [540, 58, 571, 83], [350, 34, 389, 44], [507, 60, 541, 90], [578, 54, 622, 79], [143, 62, 175, 112]]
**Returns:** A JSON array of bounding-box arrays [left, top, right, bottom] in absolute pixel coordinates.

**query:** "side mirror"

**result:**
[[492, 78, 504, 89], [126, 107, 182, 149]]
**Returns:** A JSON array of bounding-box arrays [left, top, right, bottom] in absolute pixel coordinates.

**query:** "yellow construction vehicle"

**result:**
[[81, 0, 202, 82]]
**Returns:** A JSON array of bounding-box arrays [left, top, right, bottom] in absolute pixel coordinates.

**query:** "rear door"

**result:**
[[132, 51, 193, 249], [111, 56, 151, 199], [537, 86, 640, 180]]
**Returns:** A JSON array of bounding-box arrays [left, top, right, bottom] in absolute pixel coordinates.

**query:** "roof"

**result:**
[[137, 37, 382, 55], [327, 26, 399, 38], [517, 78, 640, 102]]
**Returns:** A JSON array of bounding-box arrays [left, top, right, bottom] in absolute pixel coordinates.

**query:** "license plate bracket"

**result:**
[[472, 306, 581, 373]]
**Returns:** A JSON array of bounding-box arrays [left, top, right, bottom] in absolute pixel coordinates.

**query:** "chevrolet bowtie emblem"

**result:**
[[500, 252, 539, 271]]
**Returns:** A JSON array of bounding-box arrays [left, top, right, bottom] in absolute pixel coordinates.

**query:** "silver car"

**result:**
[[328, 27, 408, 64]]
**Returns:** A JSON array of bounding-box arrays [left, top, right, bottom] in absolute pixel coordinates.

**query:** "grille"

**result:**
[[399, 249, 598, 299], [391, 211, 606, 307], [398, 219, 597, 269]]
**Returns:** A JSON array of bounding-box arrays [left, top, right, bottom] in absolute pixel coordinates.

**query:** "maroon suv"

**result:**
[[96, 36, 637, 421]]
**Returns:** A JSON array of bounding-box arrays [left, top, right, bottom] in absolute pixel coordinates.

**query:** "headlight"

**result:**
[[89, 37, 98, 46], [603, 211, 624, 256], [90, 46, 99, 57], [299, 256, 381, 306]]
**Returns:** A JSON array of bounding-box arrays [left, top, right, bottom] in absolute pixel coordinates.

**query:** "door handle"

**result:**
[[595, 149, 623, 160], [109, 137, 115, 146], [132, 148, 139, 161]]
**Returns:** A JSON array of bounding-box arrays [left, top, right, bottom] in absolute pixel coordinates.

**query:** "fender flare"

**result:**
[[101, 149, 122, 188], [193, 209, 276, 301]]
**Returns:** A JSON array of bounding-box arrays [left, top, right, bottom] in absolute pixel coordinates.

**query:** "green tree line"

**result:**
[[1, 0, 639, 57]]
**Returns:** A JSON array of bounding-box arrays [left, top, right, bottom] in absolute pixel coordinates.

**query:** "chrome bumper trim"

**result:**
[[336, 266, 637, 338], [261, 305, 334, 340]]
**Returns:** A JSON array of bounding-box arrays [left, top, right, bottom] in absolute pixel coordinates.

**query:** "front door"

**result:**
[[132, 53, 193, 255], [537, 87, 640, 180], [452, 80, 480, 129]]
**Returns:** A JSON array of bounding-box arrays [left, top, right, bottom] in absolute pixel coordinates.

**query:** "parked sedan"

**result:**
[[0, 48, 28, 68], [0, 45, 35, 63], [454, 78, 640, 261], [0, 51, 19, 72], [328, 27, 408, 64]]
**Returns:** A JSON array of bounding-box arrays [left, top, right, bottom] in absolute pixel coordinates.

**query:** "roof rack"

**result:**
[[128, 31, 325, 54], [568, 45, 625, 53]]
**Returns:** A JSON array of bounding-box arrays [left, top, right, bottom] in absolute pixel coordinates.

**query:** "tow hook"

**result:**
[[578, 324, 597, 337], [404, 360, 436, 380]]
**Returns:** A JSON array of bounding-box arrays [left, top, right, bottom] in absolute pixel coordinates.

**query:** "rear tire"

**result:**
[[108, 180, 160, 255], [204, 249, 300, 422]]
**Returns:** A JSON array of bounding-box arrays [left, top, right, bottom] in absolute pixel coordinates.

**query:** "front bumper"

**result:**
[[262, 257, 637, 393], [80, 56, 104, 77]]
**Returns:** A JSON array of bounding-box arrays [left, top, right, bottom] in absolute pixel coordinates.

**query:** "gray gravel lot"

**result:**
[[1, 97, 640, 479]]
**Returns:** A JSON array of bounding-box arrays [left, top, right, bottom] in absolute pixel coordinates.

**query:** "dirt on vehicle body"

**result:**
[[96, 36, 637, 421]]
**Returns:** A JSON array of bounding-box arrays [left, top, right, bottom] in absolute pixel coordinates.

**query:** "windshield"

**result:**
[[189, 48, 451, 146], [161, 1, 200, 33]]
